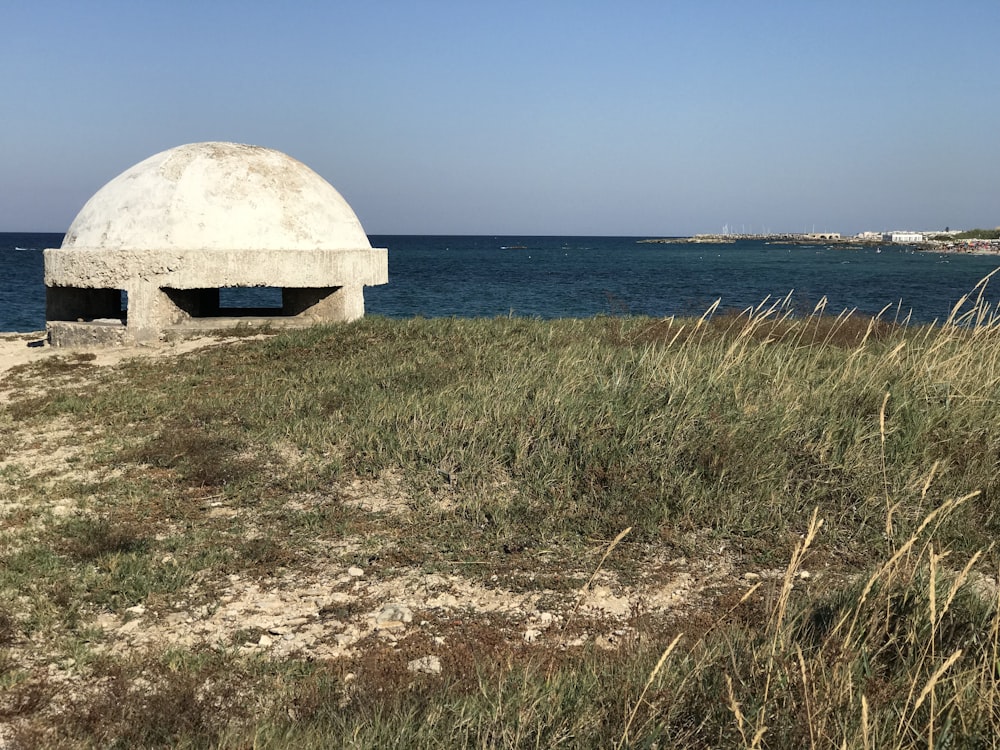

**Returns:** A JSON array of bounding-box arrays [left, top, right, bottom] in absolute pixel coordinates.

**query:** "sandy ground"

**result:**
[[0, 331, 235, 376], [0, 331, 58, 375], [0, 331, 279, 408]]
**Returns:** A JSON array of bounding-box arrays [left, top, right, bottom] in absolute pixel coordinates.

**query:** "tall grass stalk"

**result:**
[[565, 525, 632, 630]]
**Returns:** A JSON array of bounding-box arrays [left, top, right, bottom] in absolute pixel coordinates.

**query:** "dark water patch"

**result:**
[[0, 233, 60, 332]]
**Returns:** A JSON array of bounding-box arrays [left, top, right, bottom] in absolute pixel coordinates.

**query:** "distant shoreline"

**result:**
[[640, 234, 875, 246], [640, 234, 1000, 255]]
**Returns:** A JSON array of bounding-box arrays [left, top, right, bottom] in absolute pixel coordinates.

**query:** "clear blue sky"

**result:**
[[2, 0, 997, 235]]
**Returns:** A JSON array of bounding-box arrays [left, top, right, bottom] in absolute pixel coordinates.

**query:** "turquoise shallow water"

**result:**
[[3, 233, 1000, 332]]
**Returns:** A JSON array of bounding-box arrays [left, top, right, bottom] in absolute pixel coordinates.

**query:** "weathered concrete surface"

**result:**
[[59, 142, 372, 252], [46, 320, 131, 348], [44, 142, 387, 347], [44, 249, 386, 289]]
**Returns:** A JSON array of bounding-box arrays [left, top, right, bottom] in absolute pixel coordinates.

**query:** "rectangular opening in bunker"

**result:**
[[45, 286, 126, 323], [220, 286, 283, 312], [164, 287, 286, 318]]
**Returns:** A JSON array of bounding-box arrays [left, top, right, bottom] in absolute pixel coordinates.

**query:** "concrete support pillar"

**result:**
[[126, 284, 182, 342], [283, 286, 364, 322]]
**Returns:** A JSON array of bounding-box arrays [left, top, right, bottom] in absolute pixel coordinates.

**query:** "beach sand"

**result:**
[[0, 331, 268, 400]]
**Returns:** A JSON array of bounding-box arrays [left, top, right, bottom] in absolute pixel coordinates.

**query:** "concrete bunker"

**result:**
[[44, 142, 387, 347]]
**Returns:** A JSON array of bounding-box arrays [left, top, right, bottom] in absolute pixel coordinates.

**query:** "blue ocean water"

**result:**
[[0, 232, 51, 332], [3, 232, 1000, 333]]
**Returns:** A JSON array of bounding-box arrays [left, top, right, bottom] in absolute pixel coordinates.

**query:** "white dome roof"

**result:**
[[62, 142, 371, 251]]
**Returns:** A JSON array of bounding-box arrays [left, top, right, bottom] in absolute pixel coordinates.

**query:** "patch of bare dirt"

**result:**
[[0, 332, 272, 404], [69, 537, 748, 664]]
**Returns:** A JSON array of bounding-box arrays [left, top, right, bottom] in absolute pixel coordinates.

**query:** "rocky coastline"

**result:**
[[640, 234, 1000, 254]]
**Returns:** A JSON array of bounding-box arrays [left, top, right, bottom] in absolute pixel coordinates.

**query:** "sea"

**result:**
[[3, 232, 1000, 333]]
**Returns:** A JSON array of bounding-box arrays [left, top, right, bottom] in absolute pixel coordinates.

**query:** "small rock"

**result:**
[[376, 604, 413, 624], [258, 634, 273, 647], [523, 629, 542, 643], [348, 566, 364, 577], [125, 604, 146, 616], [422, 573, 449, 589], [798, 570, 811, 580], [432, 636, 446, 646], [254, 597, 285, 614], [95, 613, 119, 630], [744, 572, 760, 581], [407, 655, 442, 675], [427, 593, 458, 609], [595, 634, 618, 651]]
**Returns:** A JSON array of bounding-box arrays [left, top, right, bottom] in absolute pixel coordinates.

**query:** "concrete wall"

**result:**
[[44, 247, 387, 346]]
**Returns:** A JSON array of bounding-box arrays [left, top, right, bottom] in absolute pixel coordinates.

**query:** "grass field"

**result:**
[[2, 287, 1000, 747]]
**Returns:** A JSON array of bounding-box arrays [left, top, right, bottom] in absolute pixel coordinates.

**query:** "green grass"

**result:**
[[3, 287, 1000, 746]]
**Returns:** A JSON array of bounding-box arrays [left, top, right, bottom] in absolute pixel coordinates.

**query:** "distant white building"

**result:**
[[887, 231, 924, 243], [856, 231, 882, 241]]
